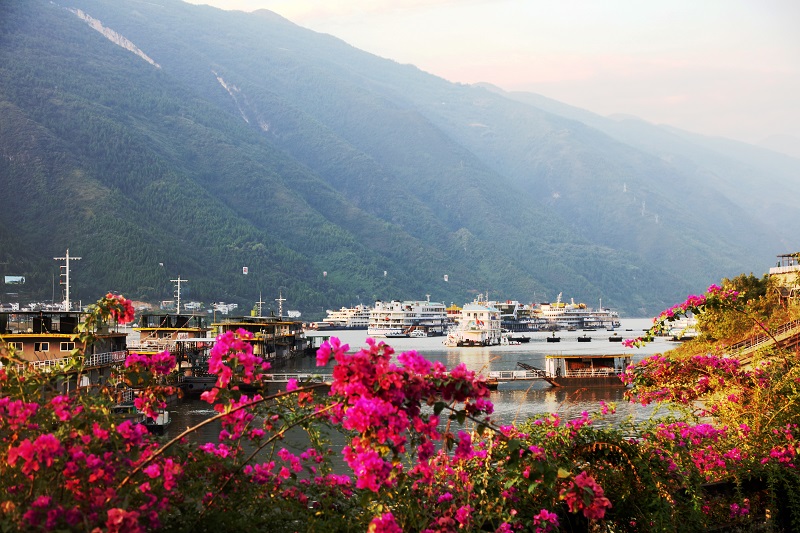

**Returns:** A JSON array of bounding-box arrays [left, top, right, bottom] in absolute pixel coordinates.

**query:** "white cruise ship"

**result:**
[[367, 298, 448, 337], [533, 294, 621, 330], [444, 301, 502, 347], [320, 304, 371, 330]]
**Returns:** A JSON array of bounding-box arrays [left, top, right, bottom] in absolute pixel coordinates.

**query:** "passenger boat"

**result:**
[[443, 300, 502, 347], [367, 298, 448, 337], [533, 294, 621, 331], [541, 354, 631, 388], [490, 300, 546, 332], [0, 309, 128, 392], [317, 305, 371, 330]]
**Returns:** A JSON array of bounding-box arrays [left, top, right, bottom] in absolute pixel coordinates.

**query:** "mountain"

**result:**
[[0, 0, 796, 318]]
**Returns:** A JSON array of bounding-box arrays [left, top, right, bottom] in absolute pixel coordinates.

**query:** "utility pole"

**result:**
[[53, 249, 81, 311], [171, 276, 187, 314]]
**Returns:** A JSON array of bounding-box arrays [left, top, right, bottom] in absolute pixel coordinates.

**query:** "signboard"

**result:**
[[4, 276, 25, 285], [242, 267, 248, 275]]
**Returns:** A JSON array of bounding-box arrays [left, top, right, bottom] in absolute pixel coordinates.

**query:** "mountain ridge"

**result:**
[[0, 0, 795, 318]]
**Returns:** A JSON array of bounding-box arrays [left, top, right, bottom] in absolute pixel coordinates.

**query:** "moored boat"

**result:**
[[368, 298, 447, 337], [319, 304, 372, 330], [443, 300, 502, 347], [542, 354, 631, 388], [533, 294, 621, 331]]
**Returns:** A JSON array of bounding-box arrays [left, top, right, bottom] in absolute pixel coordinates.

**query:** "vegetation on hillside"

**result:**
[[1, 1, 798, 317]]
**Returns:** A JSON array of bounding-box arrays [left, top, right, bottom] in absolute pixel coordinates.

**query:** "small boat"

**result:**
[[577, 334, 592, 342], [546, 333, 561, 343], [409, 329, 428, 338], [608, 335, 623, 342], [543, 354, 631, 388], [144, 410, 171, 435]]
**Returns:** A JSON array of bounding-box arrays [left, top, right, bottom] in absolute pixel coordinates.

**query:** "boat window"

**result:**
[[34, 342, 49, 351], [8, 342, 23, 352], [60, 342, 75, 352]]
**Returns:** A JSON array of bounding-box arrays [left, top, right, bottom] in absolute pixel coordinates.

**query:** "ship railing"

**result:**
[[261, 373, 333, 383], [488, 370, 545, 380], [127, 340, 176, 352], [562, 368, 620, 378], [10, 350, 128, 372]]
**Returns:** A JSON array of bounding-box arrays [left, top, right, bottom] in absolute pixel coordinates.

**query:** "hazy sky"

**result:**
[[184, 0, 800, 149]]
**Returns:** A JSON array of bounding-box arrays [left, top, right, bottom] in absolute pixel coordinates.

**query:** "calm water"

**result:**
[[168, 318, 674, 443], [298, 319, 670, 426]]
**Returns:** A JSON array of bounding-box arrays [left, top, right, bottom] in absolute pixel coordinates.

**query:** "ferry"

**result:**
[[367, 298, 448, 337], [490, 300, 546, 331], [315, 304, 371, 330], [0, 309, 128, 374], [540, 354, 630, 388], [0, 251, 127, 389], [533, 294, 621, 330], [443, 300, 502, 347]]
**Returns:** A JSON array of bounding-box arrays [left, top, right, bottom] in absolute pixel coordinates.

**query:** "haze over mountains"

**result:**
[[0, 0, 797, 318]]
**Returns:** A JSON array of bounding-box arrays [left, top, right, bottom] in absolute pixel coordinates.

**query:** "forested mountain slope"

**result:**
[[0, 0, 794, 317]]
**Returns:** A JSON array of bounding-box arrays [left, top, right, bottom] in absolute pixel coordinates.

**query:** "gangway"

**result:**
[[486, 362, 548, 387]]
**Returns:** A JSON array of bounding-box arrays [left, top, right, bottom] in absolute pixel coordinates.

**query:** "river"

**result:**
[[167, 318, 673, 442]]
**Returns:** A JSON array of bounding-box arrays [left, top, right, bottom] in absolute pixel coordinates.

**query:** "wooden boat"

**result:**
[[542, 354, 631, 388]]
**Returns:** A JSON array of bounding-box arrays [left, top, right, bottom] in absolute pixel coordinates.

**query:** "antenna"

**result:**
[[53, 249, 81, 311], [275, 291, 286, 319], [171, 276, 188, 313], [256, 292, 266, 317]]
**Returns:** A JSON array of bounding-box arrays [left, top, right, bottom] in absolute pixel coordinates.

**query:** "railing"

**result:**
[[85, 351, 127, 367], [126, 340, 175, 352], [261, 373, 333, 383], [562, 368, 620, 378], [728, 319, 800, 355], [18, 350, 127, 371], [488, 370, 544, 381]]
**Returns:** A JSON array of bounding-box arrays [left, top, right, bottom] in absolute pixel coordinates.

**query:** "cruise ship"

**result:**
[[533, 294, 621, 330], [367, 299, 448, 337], [315, 304, 371, 330], [444, 301, 502, 347]]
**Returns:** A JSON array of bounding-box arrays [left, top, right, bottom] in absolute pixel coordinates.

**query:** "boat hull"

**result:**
[[544, 376, 626, 388]]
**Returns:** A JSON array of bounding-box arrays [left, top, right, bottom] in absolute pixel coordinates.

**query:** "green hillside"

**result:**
[[0, 0, 795, 318]]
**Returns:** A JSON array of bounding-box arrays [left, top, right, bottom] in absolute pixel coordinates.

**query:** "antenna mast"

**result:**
[[275, 291, 285, 319], [171, 276, 187, 313], [53, 249, 81, 311], [256, 292, 266, 317]]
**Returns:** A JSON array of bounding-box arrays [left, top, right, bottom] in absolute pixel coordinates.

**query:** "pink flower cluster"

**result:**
[[104, 293, 135, 324], [623, 283, 740, 348], [125, 350, 177, 376], [560, 471, 612, 520], [318, 337, 493, 493], [200, 328, 270, 403]]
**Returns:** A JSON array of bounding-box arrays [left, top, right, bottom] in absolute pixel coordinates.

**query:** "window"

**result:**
[[8, 342, 23, 352], [60, 342, 75, 352], [34, 342, 49, 352]]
